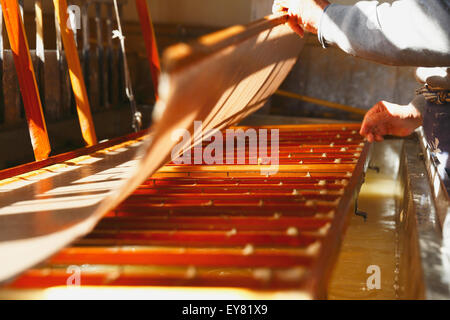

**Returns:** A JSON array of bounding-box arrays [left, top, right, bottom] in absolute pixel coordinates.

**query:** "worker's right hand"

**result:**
[[272, 0, 331, 37], [360, 101, 423, 143]]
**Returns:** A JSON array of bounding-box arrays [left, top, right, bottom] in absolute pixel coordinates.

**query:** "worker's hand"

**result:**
[[360, 101, 423, 142], [272, 0, 330, 36]]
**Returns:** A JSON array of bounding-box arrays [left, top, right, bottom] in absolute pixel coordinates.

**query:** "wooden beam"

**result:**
[[275, 89, 366, 116], [135, 0, 160, 99], [53, 0, 98, 146], [0, 130, 147, 182], [0, 0, 50, 161]]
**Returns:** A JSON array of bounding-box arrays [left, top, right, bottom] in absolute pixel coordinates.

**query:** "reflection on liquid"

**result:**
[[328, 140, 403, 300]]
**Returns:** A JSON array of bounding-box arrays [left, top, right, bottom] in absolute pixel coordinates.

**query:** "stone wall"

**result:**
[[272, 36, 418, 120]]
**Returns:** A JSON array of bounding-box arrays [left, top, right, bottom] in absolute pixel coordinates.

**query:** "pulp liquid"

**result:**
[[328, 141, 403, 299]]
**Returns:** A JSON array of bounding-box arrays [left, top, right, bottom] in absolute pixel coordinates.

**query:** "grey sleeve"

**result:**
[[318, 0, 450, 66]]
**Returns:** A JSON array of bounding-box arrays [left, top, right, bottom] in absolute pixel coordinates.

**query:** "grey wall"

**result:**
[[272, 35, 418, 120]]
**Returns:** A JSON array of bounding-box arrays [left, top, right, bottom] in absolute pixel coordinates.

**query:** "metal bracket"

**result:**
[[354, 197, 367, 221], [354, 172, 367, 221], [368, 163, 380, 173]]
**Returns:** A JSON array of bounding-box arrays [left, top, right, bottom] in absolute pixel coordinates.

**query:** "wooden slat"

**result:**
[[50, 246, 315, 268], [1, 0, 50, 161], [135, 0, 160, 100], [53, 0, 98, 146], [159, 164, 355, 173], [9, 266, 308, 290]]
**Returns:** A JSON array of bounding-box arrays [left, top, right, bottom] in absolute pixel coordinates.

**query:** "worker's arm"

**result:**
[[274, 0, 450, 67], [359, 97, 424, 142]]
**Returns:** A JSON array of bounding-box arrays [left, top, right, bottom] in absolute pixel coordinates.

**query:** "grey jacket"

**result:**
[[318, 0, 450, 92]]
